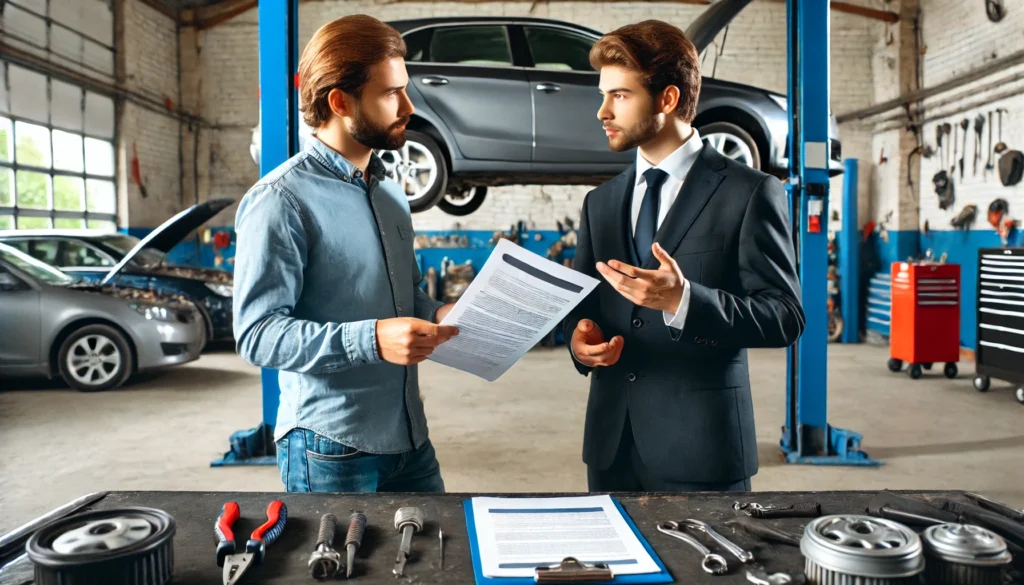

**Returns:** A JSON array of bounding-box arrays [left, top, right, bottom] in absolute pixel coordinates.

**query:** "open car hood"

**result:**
[[100, 198, 234, 286], [685, 0, 754, 54]]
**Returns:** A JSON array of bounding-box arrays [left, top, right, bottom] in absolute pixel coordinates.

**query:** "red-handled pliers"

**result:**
[[215, 500, 288, 585]]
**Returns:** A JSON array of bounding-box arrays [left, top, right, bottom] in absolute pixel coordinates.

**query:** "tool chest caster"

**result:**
[[1016, 388, 1024, 405], [944, 363, 958, 378], [973, 375, 991, 392], [887, 358, 902, 372], [908, 364, 922, 379]]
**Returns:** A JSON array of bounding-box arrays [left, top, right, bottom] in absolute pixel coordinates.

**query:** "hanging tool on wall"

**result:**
[[994, 109, 1008, 155], [934, 123, 954, 210], [935, 124, 945, 168], [973, 113, 985, 177], [950, 122, 959, 177], [986, 0, 1006, 22], [958, 118, 969, 181], [986, 111, 995, 177], [950, 204, 978, 231]]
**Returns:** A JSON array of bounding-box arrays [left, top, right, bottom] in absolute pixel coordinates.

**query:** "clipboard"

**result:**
[[463, 498, 673, 585]]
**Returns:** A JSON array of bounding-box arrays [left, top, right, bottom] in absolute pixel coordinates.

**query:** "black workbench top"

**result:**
[[15, 490, 968, 585]]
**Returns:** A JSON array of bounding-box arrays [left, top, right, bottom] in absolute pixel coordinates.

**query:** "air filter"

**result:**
[[921, 523, 1012, 585], [26, 507, 175, 585], [800, 515, 924, 585]]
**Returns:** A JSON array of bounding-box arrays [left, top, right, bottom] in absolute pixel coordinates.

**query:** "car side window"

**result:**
[[428, 25, 513, 67], [523, 26, 596, 72], [59, 241, 114, 267], [26, 240, 60, 265], [403, 28, 433, 62]]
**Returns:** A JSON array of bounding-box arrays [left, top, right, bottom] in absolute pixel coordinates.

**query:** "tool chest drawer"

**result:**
[[975, 248, 1024, 403]]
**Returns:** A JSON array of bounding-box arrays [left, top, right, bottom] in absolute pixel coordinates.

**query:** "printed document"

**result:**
[[428, 238, 599, 381], [470, 495, 661, 578]]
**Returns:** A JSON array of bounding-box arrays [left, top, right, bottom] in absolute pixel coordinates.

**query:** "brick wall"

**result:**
[[119, 0, 184, 227], [178, 1, 883, 231]]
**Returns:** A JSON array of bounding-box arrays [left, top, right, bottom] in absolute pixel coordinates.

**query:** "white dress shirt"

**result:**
[[632, 127, 704, 331]]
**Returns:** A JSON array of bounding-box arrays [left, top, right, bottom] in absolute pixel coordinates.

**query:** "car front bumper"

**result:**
[[133, 310, 205, 371]]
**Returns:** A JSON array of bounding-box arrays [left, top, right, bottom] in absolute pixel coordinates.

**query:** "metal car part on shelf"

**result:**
[[393, 507, 425, 577], [800, 515, 924, 585], [26, 507, 175, 585], [921, 523, 1012, 585], [679, 519, 755, 564], [308, 513, 341, 580], [656, 521, 728, 575]]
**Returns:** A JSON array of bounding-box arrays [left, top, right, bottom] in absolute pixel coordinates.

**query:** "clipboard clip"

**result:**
[[535, 557, 615, 583]]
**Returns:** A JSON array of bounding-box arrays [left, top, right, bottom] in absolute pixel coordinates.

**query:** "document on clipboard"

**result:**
[[428, 238, 599, 381], [468, 495, 662, 579]]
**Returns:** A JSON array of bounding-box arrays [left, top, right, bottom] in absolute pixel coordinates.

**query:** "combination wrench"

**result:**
[[657, 521, 728, 575], [679, 519, 755, 564]]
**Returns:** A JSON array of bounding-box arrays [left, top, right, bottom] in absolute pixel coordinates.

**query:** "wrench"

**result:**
[[679, 519, 755, 564], [747, 568, 794, 585], [657, 521, 728, 575]]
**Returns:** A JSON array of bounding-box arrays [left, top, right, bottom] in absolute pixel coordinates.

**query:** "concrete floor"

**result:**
[[2, 342, 1022, 534]]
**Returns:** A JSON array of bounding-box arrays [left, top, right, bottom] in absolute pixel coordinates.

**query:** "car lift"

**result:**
[[779, 0, 880, 466], [221, 0, 882, 467], [212, 0, 297, 467]]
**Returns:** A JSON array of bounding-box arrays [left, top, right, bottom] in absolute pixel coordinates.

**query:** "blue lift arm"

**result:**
[[780, 0, 880, 466], [212, 0, 298, 467]]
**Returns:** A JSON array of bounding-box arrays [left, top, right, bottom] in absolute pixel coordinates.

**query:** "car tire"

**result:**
[[377, 130, 448, 213], [438, 186, 488, 216], [699, 121, 762, 171], [57, 324, 133, 392]]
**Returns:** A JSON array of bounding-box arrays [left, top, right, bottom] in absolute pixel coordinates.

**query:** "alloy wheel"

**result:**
[[704, 132, 756, 167], [377, 141, 439, 204], [66, 334, 122, 387]]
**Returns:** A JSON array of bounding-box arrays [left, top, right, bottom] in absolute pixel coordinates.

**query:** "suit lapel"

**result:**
[[598, 163, 640, 266], [641, 142, 725, 270]]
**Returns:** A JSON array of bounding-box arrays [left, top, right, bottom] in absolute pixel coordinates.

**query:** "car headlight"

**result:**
[[205, 283, 233, 297], [769, 94, 788, 111], [130, 303, 179, 322]]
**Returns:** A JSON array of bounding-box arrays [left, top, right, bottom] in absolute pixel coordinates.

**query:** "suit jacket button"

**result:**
[[711, 340, 718, 347], [632, 318, 643, 328], [694, 336, 702, 344], [627, 373, 636, 382]]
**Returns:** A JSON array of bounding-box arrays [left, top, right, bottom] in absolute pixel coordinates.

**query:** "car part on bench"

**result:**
[[26, 507, 175, 585], [920, 523, 1011, 585], [800, 515, 923, 585]]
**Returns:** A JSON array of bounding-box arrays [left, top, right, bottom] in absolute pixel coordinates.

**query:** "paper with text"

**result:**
[[428, 238, 599, 381], [469, 495, 661, 578]]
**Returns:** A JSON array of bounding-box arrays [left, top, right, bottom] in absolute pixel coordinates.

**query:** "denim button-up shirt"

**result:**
[[232, 137, 444, 454]]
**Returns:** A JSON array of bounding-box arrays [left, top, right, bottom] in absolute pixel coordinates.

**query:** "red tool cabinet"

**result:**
[[886, 261, 961, 379]]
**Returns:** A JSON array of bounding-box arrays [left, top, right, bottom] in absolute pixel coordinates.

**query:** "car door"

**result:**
[[0, 265, 41, 366], [517, 24, 634, 165], [404, 24, 533, 162]]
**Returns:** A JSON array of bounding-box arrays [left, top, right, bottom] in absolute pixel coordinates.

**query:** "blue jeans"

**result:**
[[276, 428, 446, 493]]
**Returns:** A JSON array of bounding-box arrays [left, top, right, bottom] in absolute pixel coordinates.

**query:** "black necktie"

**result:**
[[635, 168, 668, 265]]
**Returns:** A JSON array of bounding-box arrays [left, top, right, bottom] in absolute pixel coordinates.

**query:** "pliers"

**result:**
[[215, 500, 288, 585]]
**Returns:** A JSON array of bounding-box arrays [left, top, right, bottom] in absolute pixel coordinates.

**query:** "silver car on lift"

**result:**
[[0, 243, 206, 392]]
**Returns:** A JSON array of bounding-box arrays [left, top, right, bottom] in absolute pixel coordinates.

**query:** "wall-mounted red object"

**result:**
[[213, 231, 232, 249]]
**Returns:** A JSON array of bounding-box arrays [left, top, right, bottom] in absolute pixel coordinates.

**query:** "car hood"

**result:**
[[100, 198, 234, 286], [150, 265, 233, 284], [685, 0, 754, 54]]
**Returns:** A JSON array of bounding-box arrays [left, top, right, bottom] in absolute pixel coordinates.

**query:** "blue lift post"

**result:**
[[839, 159, 860, 344], [780, 0, 880, 466], [212, 0, 298, 467]]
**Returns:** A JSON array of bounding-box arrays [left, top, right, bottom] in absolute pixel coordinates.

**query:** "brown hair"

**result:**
[[589, 20, 701, 123], [298, 14, 406, 128]]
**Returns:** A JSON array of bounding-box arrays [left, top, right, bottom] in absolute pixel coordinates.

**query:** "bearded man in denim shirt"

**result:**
[[233, 14, 459, 493]]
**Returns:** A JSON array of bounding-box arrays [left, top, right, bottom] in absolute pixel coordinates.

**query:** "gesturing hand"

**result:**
[[595, 243, 685, 313], [376, 318, 459, 365], [571, 319, 624, 367]]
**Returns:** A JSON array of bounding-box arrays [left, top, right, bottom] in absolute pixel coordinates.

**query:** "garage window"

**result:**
[[0, 0, 117, 233]]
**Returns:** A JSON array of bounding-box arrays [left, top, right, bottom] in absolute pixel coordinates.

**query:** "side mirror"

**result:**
[[0, 272, 27, 292]]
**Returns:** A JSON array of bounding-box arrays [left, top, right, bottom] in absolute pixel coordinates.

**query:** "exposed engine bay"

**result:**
[[150, 265, 232, 284], [69, 283, 193, 308]]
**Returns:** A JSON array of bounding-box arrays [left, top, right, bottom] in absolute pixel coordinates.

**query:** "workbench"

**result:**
[[3, 490, 996, 585]]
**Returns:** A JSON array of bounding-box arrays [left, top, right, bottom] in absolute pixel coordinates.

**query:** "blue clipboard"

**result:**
[[463, 497, 673, 585]]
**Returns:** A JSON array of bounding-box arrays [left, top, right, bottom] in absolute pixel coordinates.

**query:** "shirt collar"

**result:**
[[307, 135, 385, 184], [635, 127, 703, 186]]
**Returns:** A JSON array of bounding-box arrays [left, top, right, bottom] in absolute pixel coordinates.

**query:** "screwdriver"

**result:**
[[344, 511, 367, 579]]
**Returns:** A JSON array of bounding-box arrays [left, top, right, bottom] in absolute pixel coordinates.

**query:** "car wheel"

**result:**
[[57, 324, 133, 392], [376, 130, 448, 213], [438, 186, 488, 216], [699, 121, 762, 170]]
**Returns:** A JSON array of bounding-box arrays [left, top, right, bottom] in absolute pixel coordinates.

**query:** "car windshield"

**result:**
[[96, 234, 167, 269], [0, 244, 76, 285]]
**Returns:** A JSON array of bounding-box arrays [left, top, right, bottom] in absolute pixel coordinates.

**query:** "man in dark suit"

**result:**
[[564, 20, 805, 492]]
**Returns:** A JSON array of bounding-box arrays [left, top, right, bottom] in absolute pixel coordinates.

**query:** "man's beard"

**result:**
[[351, 109, 409, 151], [605, 101, 662, 152]]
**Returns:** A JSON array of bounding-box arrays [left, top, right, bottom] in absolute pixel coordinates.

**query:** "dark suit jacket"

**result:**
[[563, 142, 805, 484]]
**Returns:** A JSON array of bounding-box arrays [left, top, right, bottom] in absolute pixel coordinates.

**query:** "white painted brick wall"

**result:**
[[170, 1, 881, 231], [913, 0, 1024, 232], [120, 0, 183, 227]]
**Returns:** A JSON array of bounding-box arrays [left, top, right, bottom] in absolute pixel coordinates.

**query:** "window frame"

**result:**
[[402, 23, 517, 68], [517, 24, 600, 73]]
